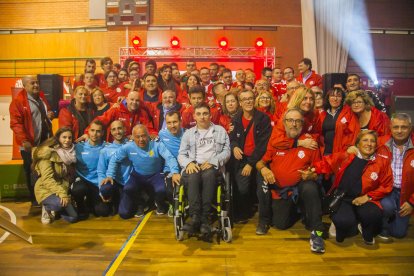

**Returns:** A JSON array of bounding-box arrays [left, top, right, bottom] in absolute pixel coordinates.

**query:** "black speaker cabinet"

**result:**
[[322, 73, 348, 93], [37, 74, 63, 113]]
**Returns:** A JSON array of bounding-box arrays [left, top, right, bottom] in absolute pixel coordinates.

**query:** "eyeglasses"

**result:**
[[241, 97, 254, 103], [259, 97, 271, 100], [352, 101, 364, 106], [285, 118, 304, 125]]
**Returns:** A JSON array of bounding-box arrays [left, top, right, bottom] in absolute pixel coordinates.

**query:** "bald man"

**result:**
[[104, 124, 180, 219], [9, 75, 54, 206]]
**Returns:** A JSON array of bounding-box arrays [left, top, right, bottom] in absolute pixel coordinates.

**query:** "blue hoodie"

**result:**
[[75, 141, 106, 186], [107, 140, 180, 177], [97, 139, 132, 186], [158, 128, 184, 158]]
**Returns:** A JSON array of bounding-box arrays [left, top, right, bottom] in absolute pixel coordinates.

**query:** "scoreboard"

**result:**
[[106, 0, 149, 26]]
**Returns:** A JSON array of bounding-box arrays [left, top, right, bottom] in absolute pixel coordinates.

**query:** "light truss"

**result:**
[[119, 47, 276, 67]]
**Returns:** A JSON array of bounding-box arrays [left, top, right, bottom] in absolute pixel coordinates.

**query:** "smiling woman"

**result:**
[[314, 129, 393, 245]]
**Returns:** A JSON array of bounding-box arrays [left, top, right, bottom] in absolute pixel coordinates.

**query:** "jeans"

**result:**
[[380, 188, 411, 238], [182, 167, 218, 222], [42, 194, 78, 223]]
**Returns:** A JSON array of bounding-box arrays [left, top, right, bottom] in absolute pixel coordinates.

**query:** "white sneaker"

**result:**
[[329, 222, 336, 238], [41, 206, 52, 224]]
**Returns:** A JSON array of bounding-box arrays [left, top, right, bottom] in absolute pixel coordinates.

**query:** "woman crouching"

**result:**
[[33, 127, 78, 224], [313, 130, 393, 244]]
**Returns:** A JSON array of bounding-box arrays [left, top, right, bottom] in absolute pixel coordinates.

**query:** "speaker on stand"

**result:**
[[322, 73, 348, 94], [37, 74, 63, 115]]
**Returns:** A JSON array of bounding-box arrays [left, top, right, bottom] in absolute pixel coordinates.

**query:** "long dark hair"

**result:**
[[32, 127, 74, 169]]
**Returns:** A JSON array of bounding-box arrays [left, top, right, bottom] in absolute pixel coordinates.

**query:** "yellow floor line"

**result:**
[[103, 211, 153, 276]]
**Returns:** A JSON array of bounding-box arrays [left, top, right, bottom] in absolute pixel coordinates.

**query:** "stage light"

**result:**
[[255, 37, 264, 48], [374, 80, 379, 85], [218, 37, 228, 49], [170, 36, 180, 48], [131, 36, 141, 49]]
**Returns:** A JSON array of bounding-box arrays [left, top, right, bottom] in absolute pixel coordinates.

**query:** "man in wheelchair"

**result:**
[[178, 102, 231, 234]]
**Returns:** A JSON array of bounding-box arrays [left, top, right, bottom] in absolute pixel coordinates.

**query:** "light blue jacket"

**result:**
[[178, 124, 230, 171], [75, 141, 106, 186], [97, 140, 132, 186], [107, 140, 180, 177]]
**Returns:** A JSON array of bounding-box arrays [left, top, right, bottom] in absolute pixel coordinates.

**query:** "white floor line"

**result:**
[[0, 205, 17, 243]]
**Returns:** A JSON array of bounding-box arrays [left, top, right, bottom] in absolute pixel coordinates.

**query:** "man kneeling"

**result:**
[[256, 108, 325, 253], [178, 103, 231, 234]]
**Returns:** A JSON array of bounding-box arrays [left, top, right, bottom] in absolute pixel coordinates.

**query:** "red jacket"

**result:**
[[9, 89, 52, 146], [263, 143, 320, 199], [377, 135, 414, 206], [219, 114, 233, 133], [296, 70, 322, 88], [102, 85, 126, 104], [316, 105, 360, 155], [181, 105, 221, 129], [139, 88, 163, 111], [270, 109, 320, 149], [271, 81, 287, 100], [367, 106, 390, 137], [95, 73, 107, 88], [85, 101, 156, 141], [58, 100, 95, 140], [314, 152, 393, 208]]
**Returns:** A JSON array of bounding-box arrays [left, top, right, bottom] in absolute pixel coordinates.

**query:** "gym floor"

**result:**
[[0, 201, 413, 275]]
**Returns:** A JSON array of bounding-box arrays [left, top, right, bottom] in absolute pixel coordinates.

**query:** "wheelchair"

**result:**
[[173, 171, 233, 243]]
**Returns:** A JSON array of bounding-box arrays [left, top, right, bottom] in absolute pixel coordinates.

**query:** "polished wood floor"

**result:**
[[0, 201, 413, 275]]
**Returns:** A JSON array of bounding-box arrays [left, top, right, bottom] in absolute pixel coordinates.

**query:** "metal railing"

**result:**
[[346, 58, 414, 79], [0, 57, 104, 78]]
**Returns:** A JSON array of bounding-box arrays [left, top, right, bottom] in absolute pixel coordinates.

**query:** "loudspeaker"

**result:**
[[322, 73, 348, 93], [37, 74, 63, 113]]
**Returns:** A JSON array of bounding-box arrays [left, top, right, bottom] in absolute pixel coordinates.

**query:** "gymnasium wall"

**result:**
[[0, 0, 304, 69]]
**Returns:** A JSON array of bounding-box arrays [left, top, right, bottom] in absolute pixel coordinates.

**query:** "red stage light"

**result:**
[[255, 38, 264, 48], [170, 36, 180, 48], [218, 37, 228, 49], [131, 36, 141, 49]]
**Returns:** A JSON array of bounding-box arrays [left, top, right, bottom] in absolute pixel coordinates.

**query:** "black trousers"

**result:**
[[182, 167, 218, 222], [71, 178, 112, 217], [21, 149, 37, 203], [233, 165, 259, 220], [331, 201, 382, 242], [270, 180, 324, 232]]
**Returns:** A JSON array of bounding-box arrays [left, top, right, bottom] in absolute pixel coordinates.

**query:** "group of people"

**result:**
[[9, 56, 413, 254]]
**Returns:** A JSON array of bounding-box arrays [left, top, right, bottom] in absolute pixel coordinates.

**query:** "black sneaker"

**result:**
[[200, 223, 211, 235], [134, 205, 145, 218], [255, 224, 270, 235], [310, 230, 325, 253], [182, 215, 200, 233], [358, 223, 375, 245], [378, 231, 391, 242], [156, 204, 168, 215]]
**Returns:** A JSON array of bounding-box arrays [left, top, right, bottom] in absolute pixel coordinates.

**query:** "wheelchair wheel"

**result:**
[[222, 226, 232, 243], [174, 215, 184, 241]]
